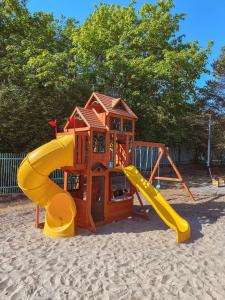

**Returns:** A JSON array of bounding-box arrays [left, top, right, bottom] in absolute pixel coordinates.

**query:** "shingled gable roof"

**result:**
[[85, 92, 138, 120], [64, 106, 106, 130]]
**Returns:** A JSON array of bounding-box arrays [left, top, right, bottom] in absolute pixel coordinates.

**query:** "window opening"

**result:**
[[93, 132, 106, 153], [110, 117, 121, 131]]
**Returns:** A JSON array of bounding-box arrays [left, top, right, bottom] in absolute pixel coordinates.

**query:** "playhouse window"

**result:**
[[110, 117, 121, 131], [110, 172, 131, 201], [93, 132, 106, 153], [123, 119, 132, 132], [68, 174, 80, 192]]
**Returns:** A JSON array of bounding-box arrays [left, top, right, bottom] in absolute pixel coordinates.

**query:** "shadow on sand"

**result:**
[[82, 196, 225, 243]]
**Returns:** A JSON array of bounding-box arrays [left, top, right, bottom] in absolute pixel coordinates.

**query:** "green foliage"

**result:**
[[0, 0, 211, 152], [72, 1, 211, 146], [0, 0, 90, 152], [201, 47, 225, 114], [198, 47, 225, 154]]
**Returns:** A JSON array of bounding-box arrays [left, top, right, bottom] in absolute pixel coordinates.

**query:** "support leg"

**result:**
[[135, 189, 145, 208], [165, 148, 195, 202], [35, 205, 39, 228], [133, 189, 149, 220]]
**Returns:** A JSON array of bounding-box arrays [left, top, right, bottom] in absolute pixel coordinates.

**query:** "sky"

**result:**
[[27, 0, 225, 86]]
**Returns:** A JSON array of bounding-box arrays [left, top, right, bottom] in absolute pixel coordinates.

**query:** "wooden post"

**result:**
[[35, 205, 39, 228], [133, 189, 149, 220], [114, 132, 116, 166], [64, 171, 68, 191], [87, 130, 96, 232], [125, 135, 129, 166], [131, 135, 135, 165], [87, 172, 96, 232], [165, 147, 195, 202], [135, 189, 145, 208], [149, 147, 165, 183]]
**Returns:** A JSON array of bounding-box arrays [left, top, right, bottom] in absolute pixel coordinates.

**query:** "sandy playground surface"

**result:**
[[1, 166, 225, 299]]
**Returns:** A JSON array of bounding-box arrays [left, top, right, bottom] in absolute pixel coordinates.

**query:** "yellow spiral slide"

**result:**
[[119, 165, 190, 243], [17, 135, 76, 238]]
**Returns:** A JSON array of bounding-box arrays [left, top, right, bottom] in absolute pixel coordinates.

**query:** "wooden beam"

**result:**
[[113, 132, 116, 166], [82, 135, 85, 164], [134, 141, 165, 148], [134, 189, 149, 220], [126, 135, 129, 166], [64, 171, 68, 190], [154, 176, 181, 182], [135, 189, 145, 208], [35, 205, 39, 228], [133, 211, 149, 220], [149, 148, 165, 183], [78, 135, 82, 164], [86, 130, 95, 231]]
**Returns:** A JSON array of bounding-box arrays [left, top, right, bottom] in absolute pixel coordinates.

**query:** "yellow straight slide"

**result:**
[[17, 135, 76, 238], [120, 165, 190, 243]]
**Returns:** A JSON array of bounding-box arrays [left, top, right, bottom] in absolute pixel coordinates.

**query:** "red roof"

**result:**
[[77, 107, 105, 129], [86, 92, 138, 120]]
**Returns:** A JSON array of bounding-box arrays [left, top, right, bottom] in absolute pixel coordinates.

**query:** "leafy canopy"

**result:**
[[72, 0, 211, 144], [0, 0, 211, 152]]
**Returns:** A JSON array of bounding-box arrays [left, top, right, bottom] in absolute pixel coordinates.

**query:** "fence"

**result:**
[[0, 153, 25, 194], [0, 147, 195, 195], [0, 153, 64, 194]]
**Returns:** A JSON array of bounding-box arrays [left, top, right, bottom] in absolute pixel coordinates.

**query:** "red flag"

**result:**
[[48, 120, 57, 127]]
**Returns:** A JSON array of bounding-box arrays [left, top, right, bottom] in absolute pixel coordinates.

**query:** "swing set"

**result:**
[[134, 141, 195, 202]]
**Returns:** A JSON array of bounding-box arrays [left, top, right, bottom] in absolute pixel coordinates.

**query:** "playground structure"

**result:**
[[17, 92, 194, 242]]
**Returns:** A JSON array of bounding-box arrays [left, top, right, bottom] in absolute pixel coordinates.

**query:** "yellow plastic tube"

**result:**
[[119, 165, 190, 243], [17, 135, 76, 238]]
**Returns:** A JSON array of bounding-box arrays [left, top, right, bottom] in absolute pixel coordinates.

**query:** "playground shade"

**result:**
[[119, 165, 190, 243], [17, 135, 76, 238]]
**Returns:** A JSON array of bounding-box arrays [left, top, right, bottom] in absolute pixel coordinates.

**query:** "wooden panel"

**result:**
[[72, 132, 88, 168], [92, 153, 108, 166], [105, 199, 133, 223], [74, 198, 89, 228], [91, 176, 105, 222]]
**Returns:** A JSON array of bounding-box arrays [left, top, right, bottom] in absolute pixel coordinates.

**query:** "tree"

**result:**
[[72, 0, 211, 146], [0, 0, 211, 152], [201, 47, 225, 114], [199, 47, 225, 159], [0, 0, 90, 152]]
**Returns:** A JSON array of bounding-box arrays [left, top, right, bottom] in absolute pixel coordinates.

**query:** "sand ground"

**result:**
[[1, 166, 225, 299]]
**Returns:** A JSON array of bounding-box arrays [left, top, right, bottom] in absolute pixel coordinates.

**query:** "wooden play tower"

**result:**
[[36, 92, 194, 232]]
